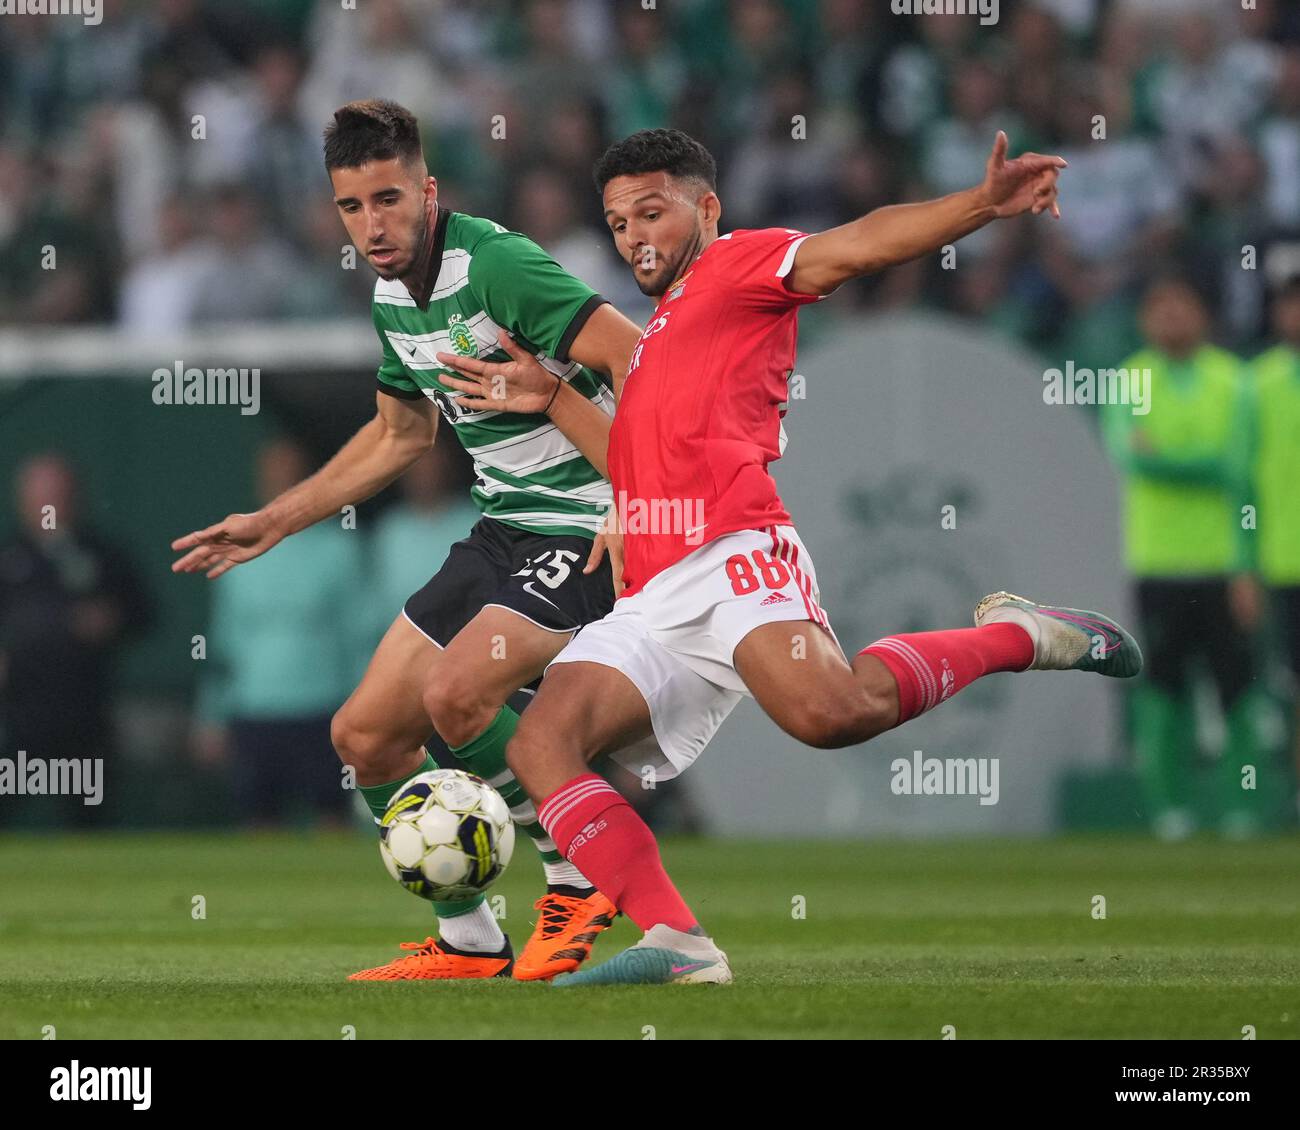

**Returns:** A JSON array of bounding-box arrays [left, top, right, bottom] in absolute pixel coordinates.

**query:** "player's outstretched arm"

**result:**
[[788, 131, 1067, 296], [170, 392, 437, 579]]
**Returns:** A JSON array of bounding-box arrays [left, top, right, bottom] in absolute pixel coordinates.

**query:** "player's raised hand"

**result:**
[[435, 330, 562, 415], [170, 510, 284, 579], [980, 130, 1066, 220], [585, 505, 624, 598]]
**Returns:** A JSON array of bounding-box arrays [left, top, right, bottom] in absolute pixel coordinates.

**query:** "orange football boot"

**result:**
[[513, 890, 618, 981], [348, 937, 513, 981]]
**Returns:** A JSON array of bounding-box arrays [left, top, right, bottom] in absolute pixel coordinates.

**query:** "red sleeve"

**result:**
[[712, 228, 825, 311]]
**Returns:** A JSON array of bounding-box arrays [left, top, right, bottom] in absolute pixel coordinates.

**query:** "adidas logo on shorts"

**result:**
[[759, 591, 793, 606]]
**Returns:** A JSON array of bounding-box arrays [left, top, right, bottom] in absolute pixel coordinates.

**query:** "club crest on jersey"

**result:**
[[447, 314, 478, 357], [666, 271, 692, 303]]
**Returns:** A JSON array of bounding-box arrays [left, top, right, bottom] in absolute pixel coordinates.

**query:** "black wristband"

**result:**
[[544, 375, 563, 414]]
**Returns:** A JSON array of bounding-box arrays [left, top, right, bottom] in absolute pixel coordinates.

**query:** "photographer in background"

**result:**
[[0, 453, 151, 827]]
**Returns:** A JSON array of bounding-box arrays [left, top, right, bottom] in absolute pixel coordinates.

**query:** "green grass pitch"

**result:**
[[1, 832, 1296, 1039]]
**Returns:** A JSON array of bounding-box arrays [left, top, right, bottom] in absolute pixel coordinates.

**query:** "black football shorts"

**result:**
[[403, 516, 614, 646]]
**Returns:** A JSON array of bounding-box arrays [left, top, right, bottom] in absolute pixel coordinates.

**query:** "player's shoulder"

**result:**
[[455, 212, 556, 284], [1250, 343, 1295, 386], [711, 227, 808, 254], [1196, 343, 1246, 378], [448, 210, 512, 252], [702, 227, 810, 277], [1120, 346, 1160, 372]]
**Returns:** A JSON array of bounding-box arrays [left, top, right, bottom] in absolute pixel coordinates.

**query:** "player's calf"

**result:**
[[737, 620, 900, 749], [769, 686, 895, 749]]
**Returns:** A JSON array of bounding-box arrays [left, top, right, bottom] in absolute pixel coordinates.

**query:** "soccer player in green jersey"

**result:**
[[172, 100, 643, 980], [1251, 277, 1300, 820], [1102, 277, 1260, 840]]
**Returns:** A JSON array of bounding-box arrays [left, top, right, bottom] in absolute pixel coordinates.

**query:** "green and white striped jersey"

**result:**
[[373, 207, 614, 538]]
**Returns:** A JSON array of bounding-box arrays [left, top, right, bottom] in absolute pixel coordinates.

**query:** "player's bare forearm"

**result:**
[[567, 302, 641, 405], [802, 189, 996, 290], [173, 392, 436, 579], [265, 393, 437, 537], [546, 380, 611, 479], [790, 132, 1065, 295]]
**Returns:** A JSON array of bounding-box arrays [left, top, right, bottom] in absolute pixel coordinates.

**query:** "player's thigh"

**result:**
[[333, 613, 443, 750], [506, 660, 653, 799], [431, 604, 573, 708], [735, 619, 885, 748]]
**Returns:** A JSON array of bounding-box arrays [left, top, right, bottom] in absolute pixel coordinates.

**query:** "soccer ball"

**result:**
[[379, 769, 515, 901]]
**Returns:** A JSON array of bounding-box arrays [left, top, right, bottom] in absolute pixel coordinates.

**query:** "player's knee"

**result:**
[[330, 708, 402, 778], [422, 676, 496, 748], [329, 708, 358, 761]]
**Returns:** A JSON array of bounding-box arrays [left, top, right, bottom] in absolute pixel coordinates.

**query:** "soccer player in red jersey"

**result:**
[[438, 128, 1143, 985]]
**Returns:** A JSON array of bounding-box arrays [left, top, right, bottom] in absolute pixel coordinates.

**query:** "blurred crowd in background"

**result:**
[[2, 0, 1299, 837], [2, 0, 1300, 357]]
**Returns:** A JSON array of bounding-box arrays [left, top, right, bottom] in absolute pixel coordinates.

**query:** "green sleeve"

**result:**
[[467, 232, 608, 362], [373, 304, 423, 399], [1126, 451, 1229, 486], [1104, 399, 1233, 487]]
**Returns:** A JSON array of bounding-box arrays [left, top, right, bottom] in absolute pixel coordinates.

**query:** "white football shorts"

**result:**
[[549, 524, 840, 781]]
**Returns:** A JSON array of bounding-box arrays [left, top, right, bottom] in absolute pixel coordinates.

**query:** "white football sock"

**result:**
[[542, 858, 593, 889], [437, 901, 505, 953]]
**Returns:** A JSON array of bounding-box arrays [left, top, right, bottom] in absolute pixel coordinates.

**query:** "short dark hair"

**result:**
[[593, 128, 717, 194], [323, 99, 424, 173]]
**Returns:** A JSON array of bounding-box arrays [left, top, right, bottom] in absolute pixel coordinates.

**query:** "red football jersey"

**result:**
[[609, 227, 824, 597]]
